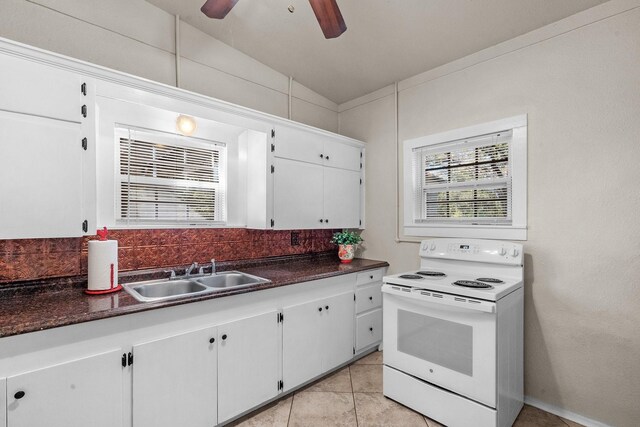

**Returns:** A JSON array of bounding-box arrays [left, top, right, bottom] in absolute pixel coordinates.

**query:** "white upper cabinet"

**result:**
[[0, 53, 83, 123], [323, 167, 361, 229], [274, 125, 362, 172], [0, 51, 90, 239], [323, 139, 362, 172], [273, 125, 325, 165], [0, 41, 366, 239], [0, 111, 84, 239], [248, 124, 365, 230], [6, 350, 123, 427], [273, 158, 325, 229]]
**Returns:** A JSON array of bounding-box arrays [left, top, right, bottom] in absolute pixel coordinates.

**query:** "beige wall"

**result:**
[[0, 0, 339, 132], [339, 2, 640, 426]]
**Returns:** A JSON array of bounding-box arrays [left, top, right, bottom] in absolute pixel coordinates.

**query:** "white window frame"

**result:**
[[403, 115, 527, 240], [115, 125, 227, 227]]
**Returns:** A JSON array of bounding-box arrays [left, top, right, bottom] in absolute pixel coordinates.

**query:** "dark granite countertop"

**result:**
[[0, 253, 388, 338]]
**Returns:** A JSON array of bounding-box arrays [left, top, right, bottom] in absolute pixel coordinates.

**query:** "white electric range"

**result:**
[[382, 238, 524, 427]]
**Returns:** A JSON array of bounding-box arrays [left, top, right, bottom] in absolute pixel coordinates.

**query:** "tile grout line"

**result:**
[[349, 365, 359, 427], [286, 393, 294, 427]]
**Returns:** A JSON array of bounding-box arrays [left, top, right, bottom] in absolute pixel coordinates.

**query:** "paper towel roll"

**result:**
[[88, 239, 118, 292]]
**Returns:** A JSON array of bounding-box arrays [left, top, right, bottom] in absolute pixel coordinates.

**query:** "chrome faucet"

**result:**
[[185, 262, 199, 277], [211, 259, 216, 275]]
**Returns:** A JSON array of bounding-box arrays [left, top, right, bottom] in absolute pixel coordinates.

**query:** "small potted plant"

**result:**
[[330, 230, 363, 263]]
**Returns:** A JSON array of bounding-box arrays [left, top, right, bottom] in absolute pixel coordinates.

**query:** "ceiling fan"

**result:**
[[200, 0, 347, 39]]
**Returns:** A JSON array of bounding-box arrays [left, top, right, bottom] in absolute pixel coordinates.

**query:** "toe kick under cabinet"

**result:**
[[0, 267, 386, 427], [354, 269, 384, 353]]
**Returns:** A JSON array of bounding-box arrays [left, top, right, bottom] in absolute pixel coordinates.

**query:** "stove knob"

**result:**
[[511, 248, 519, 257], [429, 243, 436, 251], [499, 248, 507, 256]]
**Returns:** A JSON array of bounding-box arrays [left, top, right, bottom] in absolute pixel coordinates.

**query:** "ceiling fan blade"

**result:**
[[308, 0, 347, 39], [201, 0, 239, 19]]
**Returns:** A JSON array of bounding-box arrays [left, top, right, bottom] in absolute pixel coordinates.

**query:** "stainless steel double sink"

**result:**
[[123, 271, 270, 303]]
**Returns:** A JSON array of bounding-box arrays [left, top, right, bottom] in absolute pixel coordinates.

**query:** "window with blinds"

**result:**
[[116, 127, 226, 225], [412, 131, 512, 225], [403, 115, 527, 240]]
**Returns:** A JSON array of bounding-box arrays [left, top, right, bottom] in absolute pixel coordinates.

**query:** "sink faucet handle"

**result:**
[[211, 259, 216, 275], [164, 269, 177, 279]]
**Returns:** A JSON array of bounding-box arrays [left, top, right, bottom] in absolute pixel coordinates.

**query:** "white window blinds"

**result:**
[[412, 130, 512, 225], [116, 127, 226, 225]]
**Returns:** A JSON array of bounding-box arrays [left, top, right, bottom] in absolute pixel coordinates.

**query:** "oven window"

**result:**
[[397, 309, 473, 376]]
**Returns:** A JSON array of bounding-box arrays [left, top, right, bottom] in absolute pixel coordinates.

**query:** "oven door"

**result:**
[[382, 284, 497, 408]]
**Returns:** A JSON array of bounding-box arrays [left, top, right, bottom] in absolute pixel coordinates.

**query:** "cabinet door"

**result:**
[[282, 298, 323, 391], [323, 167, 361, 229], [0, 111, 83, 239], [6, 350, 123, 427], [0, 378, 5, 427], [273, 158, 324, 229], [274, 125, 324, 165], [321, 292, 356, 372], [0, 53, 82, 123], [323, 139, 361, 171], [217, 311, 280, 423], [132, 327, 217, 427]]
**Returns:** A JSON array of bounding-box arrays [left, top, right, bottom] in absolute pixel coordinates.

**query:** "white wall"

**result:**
[[339, 1, 640, 426], [0, 0, 338, 132]]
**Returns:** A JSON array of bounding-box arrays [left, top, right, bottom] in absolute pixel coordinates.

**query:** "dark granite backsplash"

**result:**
[[0, 228, 338, 285]]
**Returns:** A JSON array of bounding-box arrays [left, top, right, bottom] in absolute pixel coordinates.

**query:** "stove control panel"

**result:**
[[420, 238, 523, 265]]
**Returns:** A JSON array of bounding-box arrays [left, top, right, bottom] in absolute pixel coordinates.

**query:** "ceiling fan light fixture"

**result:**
[[308, 0, 347, 39], [201, 0, 239, 19]]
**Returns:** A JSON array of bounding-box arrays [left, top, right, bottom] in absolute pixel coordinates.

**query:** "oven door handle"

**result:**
[[382, 284, 496, 314]]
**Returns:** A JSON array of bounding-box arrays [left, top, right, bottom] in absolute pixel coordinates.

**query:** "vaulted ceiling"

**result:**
[[147, 0, 609, 104]]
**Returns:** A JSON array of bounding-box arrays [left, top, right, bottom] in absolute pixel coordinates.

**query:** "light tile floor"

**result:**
[[228, 351, 583, 427]]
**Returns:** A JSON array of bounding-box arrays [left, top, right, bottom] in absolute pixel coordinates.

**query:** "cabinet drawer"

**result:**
[[356, 269, 384, 286], [356, 283, 382, 314], [356, 309, 382, 351]]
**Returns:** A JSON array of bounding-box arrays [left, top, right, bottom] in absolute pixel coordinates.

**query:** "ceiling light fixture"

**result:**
[[201, 0, 347, 39], [176, 114, 197, 136]]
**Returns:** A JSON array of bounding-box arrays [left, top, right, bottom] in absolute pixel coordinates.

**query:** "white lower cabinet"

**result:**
[[132, 327, 218, 427], [356, 308, 383, 351], [0, 269, 387, 426], [283, 291, 354, 391], [355, 269, 384, 353], [217, 310, 281, 423], [322, 292, 357, 370], [0, 378, 6, 427], [6, 350, 123, 427], [282, 298, 324, 389]]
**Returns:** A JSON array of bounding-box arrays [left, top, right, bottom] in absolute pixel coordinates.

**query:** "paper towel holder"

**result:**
[[85, 227, 123, 295]]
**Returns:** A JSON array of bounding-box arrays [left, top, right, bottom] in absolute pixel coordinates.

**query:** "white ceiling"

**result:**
[[147, 0, 608, 104]]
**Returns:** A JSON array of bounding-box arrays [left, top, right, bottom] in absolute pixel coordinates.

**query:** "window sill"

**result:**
[[403, 225, 527, 241]]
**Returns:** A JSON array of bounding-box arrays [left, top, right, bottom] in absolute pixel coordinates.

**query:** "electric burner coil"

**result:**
[[452, 280, 493, 289]]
